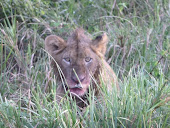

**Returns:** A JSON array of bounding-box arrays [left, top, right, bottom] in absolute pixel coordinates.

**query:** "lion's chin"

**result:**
[[69, 87, 87, 97]]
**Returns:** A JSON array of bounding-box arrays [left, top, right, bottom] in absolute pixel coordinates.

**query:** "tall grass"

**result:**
[[0, 0, 169, 127]]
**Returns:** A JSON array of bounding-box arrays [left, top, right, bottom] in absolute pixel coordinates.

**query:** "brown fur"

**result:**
[[45, 28, 119, 106]]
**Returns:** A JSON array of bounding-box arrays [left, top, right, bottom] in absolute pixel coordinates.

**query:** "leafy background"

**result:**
[[0, 0, 169, 127]]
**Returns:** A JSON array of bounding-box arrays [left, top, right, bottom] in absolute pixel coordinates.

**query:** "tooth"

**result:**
[[76, 84, 83, 89]]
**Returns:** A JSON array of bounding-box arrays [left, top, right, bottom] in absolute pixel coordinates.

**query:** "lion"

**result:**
[[45, 28, 119, 107]]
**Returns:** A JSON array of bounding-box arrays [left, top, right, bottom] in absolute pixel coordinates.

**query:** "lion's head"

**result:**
[[45, 28, 108, 97]]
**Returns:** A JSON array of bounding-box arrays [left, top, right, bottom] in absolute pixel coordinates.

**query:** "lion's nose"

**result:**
[[71, 75, 85, 84]]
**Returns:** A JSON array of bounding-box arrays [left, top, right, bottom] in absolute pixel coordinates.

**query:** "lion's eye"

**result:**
[[63, 57, 71, 63], [85, 57, 92, 62]]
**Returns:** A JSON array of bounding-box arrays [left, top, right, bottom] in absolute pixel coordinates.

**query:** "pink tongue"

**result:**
[[69, 88, 86, 96]]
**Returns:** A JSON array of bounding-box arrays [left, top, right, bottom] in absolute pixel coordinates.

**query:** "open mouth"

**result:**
[[64, 84, 87, 96], [69, 87, 87, 96]]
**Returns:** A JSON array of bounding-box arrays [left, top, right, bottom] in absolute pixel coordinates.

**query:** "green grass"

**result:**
[[0, 0, 169, 127]]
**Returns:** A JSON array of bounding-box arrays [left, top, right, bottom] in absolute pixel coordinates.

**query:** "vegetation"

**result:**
[[0, 0, 169, 127]]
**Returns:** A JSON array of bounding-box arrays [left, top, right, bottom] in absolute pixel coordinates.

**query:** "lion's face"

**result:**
[[45, 29, 108, 97]]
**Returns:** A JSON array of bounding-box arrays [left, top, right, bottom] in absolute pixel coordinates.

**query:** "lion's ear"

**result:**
[[45, 35, 66, 55], [92, 33, 108, 55]]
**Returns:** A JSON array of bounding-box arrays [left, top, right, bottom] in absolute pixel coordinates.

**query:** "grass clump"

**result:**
[[0, 0, 169, 127]]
